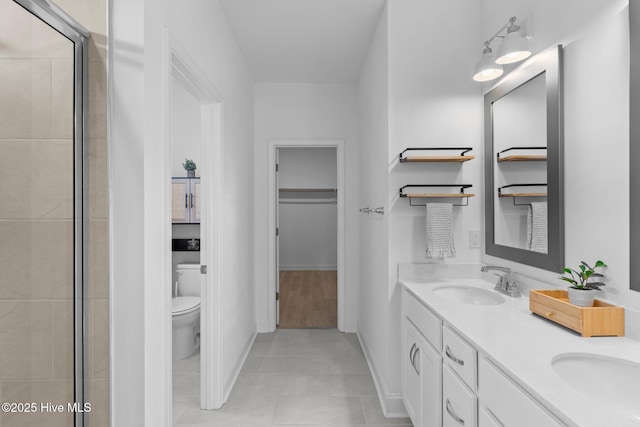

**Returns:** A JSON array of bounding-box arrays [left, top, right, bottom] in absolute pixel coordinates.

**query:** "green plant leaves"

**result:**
[[560, 260, 607, 289]]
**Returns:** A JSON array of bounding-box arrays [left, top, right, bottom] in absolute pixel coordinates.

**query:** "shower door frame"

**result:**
[[11, 1, 90, 426]]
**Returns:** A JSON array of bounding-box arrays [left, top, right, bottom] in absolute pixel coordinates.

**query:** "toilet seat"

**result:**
[[172, 296, 201, 316]]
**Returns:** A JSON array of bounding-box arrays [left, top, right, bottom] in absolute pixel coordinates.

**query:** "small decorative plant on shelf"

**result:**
[[559, 260, 607, 307], [182, 158, 197, 177]]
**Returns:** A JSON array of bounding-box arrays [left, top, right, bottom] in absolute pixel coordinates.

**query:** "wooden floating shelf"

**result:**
[[529, 290, 624, 337], [499, 192, 547, 198], [399, 147, 473, 163], [404, 193, 475, 198], [498, 155, 547, 162], [402, 155, 475, 163], [497, 146, 547, 162]]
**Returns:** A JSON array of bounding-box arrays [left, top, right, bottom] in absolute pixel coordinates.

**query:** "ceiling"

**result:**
[[219, 0, 386, 83]]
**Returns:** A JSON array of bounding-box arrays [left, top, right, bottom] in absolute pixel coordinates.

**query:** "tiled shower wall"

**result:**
[[0, 0, 108, 426]]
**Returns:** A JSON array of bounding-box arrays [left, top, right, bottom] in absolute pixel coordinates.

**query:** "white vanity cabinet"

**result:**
[[401, 288, 566, 427], [402, 291, 442, 427], [478, 357, 564, 427], [403, 319, 442, 427], [442, 326, 478, 427]]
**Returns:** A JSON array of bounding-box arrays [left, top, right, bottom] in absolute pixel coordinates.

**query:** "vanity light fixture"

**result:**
[[473, 44, 504, 82], [473, 16, 531, 82]]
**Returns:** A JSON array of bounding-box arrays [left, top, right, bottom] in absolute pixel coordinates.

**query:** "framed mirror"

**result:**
[[484, 45, 564, 272], [631, 1, 640, 292]]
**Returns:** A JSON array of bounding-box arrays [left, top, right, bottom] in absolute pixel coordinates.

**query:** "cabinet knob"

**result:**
[[545, 312, 554, 318]]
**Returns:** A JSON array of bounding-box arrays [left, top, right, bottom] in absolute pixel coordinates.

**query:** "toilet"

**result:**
[[172, 263, 201, 360]]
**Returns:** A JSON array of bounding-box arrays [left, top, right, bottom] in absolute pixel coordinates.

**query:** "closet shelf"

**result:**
[[279, 188, 337, 204], [399, 147, 474, 163], [497, 146, 547, 162], [279, 188, 337, 193]]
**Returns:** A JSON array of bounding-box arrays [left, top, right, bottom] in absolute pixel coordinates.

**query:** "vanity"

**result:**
[[399, 264, 640, 427]]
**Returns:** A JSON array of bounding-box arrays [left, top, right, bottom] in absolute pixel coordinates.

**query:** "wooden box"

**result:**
[[529, 290, 624, 337]]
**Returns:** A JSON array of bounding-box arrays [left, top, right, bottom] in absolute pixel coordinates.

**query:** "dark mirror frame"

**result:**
[[630, 1, 640, 292], [484, 45, 564, 272]]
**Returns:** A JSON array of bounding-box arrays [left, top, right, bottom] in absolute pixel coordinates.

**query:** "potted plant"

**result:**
[[182, 158, 197, 177], [558, 260, 607, 306]]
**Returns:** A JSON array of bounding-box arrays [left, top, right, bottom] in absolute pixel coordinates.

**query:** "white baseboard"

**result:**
[[256, 321, 272, 333], [223, 330, 256, 402], [342, 321, 358, 333], [356, 332, 409, 418], [279, 265, 337, 271]]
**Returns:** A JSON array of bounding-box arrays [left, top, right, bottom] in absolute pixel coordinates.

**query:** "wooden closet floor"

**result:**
[[278, 270, 337, 329]]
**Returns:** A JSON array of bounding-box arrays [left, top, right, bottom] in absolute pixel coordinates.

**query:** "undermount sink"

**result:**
[[552, 353, 640, 417], [432, 285, 505, 305]]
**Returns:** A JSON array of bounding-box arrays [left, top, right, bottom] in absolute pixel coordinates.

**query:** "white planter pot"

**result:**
[[567, 287, 596, 307]]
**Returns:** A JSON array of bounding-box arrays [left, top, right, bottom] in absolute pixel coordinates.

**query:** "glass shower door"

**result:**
[[0, 1, 87, 426]]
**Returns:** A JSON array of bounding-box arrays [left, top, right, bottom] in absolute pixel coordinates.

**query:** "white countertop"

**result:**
[[400, 271, 640, 427]]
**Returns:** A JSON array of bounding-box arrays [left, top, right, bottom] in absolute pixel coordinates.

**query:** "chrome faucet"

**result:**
[[481, 265, 521, 297]]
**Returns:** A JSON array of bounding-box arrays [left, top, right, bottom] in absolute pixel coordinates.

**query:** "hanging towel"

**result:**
[[527, 202, 548, 253], [425, 203, 456, 259]]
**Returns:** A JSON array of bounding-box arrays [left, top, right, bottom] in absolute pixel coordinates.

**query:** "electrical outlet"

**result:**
[[469, 230, 481, 248]]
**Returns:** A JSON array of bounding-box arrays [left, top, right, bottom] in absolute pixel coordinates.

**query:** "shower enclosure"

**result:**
[[0, 0, 88, 426]]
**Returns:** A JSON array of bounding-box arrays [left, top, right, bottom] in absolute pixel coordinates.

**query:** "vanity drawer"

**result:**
[[529, 300, 582, 332], [443, 325, 477, 390], [403, 290, 442, 350], [443, 365, 477, 427], [478, 356, 565, 427]]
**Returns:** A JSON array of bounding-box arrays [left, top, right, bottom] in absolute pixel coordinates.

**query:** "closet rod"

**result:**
[[279, 188, 337, 193]]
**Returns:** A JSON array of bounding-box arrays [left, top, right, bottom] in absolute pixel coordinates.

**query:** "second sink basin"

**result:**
[[552, 353, 640, 417], [432, 285, 505, 305]]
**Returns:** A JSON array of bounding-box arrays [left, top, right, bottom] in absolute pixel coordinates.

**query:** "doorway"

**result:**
[[164, 31, 224, 416], [277, 147, 338, 328], [268, 140, 346, 331]]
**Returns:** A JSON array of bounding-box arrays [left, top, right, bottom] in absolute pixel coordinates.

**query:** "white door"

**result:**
[[275, 149, 280, 325]]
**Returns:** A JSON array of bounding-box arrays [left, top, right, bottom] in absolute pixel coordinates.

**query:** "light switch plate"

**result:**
[[469, 230, 481, 248]]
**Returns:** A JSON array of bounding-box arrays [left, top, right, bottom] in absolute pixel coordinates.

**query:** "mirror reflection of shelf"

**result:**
[[499, 184, 547, 205], [497, 146, 547, 162], [399, 184, 474, 206], [399, 147, 474, 163]]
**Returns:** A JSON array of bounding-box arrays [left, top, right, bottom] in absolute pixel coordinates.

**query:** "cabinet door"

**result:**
[[190, 179, 201, 223], [172, 180, 189, 223], [443, 365, 477, 427], [403, 318, 442, 427], [479, 407, 502, 427], [478, 357, 564, 427]]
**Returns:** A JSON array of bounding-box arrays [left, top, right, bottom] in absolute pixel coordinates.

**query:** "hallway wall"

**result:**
[[356, 0, 483, 416], [253, 83, 360, 332], [111, 0, 255, 424]]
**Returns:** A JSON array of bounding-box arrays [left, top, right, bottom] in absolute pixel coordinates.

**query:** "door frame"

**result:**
[[151, 28, 225, 424], [267, 139, 345, 331]]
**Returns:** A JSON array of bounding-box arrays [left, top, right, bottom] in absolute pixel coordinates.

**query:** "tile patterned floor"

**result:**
[[172, 328, 413, 426]]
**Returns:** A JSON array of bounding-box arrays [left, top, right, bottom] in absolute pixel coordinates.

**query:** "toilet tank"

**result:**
[[176, 263, 201, 296]]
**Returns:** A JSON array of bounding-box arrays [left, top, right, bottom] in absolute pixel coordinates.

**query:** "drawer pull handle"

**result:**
[[446, 398, 465, 425], [409, 343, 416, 366], [412, 347, 420, 375], [445, 345, 465, 366], [545, 312, 554, 317]]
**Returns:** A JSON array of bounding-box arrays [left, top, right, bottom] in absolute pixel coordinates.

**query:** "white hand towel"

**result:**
[[425, 203, 456, 259], [527, 202, 548, 253]]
